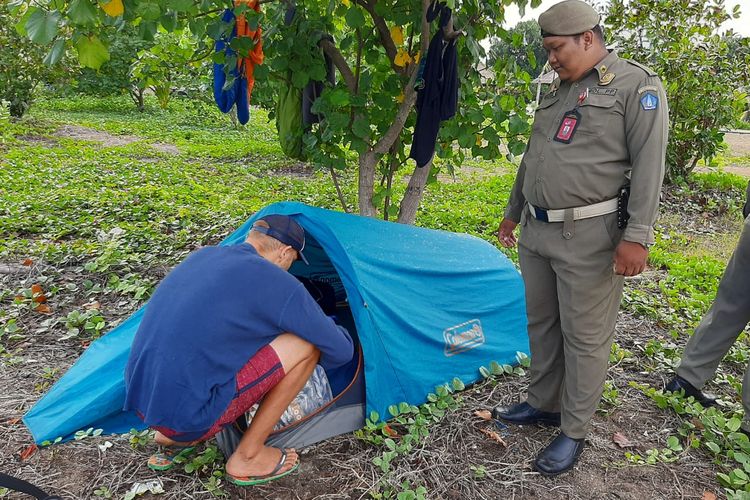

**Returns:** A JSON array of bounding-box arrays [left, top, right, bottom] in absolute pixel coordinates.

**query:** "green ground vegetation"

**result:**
[[3, 94, 750, 497]]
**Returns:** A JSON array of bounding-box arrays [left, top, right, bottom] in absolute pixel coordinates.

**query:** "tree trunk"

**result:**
[[397, 159, 432, 224], [359, 150, 378, 216]]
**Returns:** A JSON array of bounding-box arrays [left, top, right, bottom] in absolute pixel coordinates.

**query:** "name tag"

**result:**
[[554, 109, 581, 144]]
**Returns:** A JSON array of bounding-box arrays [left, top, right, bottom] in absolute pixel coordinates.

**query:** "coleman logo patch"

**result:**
[[444, 319, 485, 356]]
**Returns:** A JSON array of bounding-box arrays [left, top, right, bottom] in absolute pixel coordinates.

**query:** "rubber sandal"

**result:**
[[226, 448, 299, 486], [147, 445, 196, 471]]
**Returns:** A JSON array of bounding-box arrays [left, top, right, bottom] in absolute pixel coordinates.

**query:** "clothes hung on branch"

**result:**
[[276, 1, 336, 159], [213, 0, 264, 125], [409, 1, 459, 168]]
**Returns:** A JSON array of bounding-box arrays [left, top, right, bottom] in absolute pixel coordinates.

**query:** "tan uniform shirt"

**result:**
[[505, 50, 668, 245]]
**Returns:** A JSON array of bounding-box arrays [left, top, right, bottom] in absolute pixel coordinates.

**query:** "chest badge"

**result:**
[[599, 72, 616, 86], [554, 109, 581, 144]]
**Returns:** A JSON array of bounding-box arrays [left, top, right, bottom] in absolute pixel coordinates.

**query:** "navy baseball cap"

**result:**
[[253, 214, 309, 264]]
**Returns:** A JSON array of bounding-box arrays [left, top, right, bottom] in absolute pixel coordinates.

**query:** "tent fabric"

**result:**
[[23, 202, 528, 446]]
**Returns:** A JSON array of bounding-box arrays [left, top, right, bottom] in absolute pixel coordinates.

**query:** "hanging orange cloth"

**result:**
[[234, 0, 264, 102]]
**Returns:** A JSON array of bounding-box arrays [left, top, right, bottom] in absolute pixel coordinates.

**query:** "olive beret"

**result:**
[[538, 0, 600, 37]]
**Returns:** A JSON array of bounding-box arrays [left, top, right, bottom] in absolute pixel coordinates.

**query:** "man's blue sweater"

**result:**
[[124, 243, 354, 432]]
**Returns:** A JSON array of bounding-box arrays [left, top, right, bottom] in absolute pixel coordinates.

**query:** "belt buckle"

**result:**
[[534, 206, 549, 223]]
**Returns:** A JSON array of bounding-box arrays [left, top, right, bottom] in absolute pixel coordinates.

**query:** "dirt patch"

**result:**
[[0, 260, 726, 499], [55, 125, 142, 148], [53, 125, 180, 155], [725, 131, 750, 157], [17, 135, 59, 148], [151, 143, 181, 155], [264, 161, 315, 178]]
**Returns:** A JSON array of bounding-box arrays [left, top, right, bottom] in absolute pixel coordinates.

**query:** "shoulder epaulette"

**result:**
[[622, 58, 657, 77]]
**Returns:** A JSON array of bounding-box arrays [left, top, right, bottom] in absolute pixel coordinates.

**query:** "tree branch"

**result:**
[[354, 0, 407, 75], [371, 0, 430, 155], [320, 39, 357, 93]]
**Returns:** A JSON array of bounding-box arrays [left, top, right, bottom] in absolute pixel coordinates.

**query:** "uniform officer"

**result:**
[[493, 0, 669, 476], [666, 205, 750, 424]]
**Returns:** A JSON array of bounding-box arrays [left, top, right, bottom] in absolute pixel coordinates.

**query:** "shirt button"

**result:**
[[547, 137, 551, 142], [540, 156, 545, 161]]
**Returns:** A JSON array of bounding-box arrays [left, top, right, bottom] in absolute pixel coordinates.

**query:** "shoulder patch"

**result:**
[[640, 92, 658, 110], [623, 58, 657, 77], [638, 85, 658, 95]]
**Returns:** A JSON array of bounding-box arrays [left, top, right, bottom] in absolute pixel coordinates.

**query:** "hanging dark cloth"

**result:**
[[409, 1, 458, 168], [302, 34, 336, 127]]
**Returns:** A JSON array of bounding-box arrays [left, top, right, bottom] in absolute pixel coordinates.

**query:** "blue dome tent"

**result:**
[[23, 202, 528, 449]]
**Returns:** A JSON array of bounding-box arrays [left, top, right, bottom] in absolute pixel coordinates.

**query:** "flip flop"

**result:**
[[226, 448, 299, 486], [147, 445, 196, 471]]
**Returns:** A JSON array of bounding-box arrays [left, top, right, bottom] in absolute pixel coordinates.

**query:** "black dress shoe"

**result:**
[[533, 432, 585, 476], [665, 375, 717, 407], [492, 401, 561, 426]]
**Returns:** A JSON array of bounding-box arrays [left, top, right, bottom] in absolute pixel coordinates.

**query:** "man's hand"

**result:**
[[497, 218, 519, 248], [613, 240, 648, 276]]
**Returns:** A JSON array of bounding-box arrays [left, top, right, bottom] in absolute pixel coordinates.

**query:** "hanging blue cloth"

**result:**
[[213, 9, 250, 125]]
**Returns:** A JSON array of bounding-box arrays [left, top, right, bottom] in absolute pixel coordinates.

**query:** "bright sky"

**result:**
[[503, 0, 750, 37]]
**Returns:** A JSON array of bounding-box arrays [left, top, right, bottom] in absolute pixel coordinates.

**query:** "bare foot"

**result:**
[[154, 431, 199, 448], [226, 446, 299, 479]]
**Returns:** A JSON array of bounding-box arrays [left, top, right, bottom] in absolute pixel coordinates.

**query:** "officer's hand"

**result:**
[[613, 240, 648, 276], [497, 218, 518, 248]]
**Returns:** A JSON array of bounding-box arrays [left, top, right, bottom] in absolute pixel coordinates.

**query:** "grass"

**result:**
[[3, 93, 750, 498]]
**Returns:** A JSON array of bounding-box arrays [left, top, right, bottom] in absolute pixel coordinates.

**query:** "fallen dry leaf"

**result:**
[[22, 258, 33, 266], [84, 301, 101, 310], [31, 283, 47, 303], [383, 424, 399, 438], [19, 444, 38, 461], [479, 427, 507, 447], [5, 417, 21, 425], [702, 492, 717, 500], [34, 304, 52, 314], [613, 432, 634, 448], [474, 409, 492, 421]]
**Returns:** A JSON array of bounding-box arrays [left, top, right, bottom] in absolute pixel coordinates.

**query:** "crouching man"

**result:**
[[124, 215, 353, 486]]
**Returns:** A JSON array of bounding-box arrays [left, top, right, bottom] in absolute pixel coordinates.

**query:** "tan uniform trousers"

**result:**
[[519, 207, 625, 439], [677, 215, 750, 427]]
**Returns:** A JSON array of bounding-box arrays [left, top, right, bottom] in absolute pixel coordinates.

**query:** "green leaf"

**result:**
[[327, 89, 350, 107], [25, 9, 61, 45], [369, 411, 380, 423], [352, 117, 370, 139], [508, 115, 527, 135], [728, 417, 742, 432], [160, 12, 178, 32], [43, 38, 66, 66], [291, 71, 309, 89], [666, 435, 682, 451], [388, 404, 399, 417], [168, 0, 194, 12], [479, 366, 490, 378], [136, 1, 162, 21], [253, 64, 269, 81], [138, 21, 158, 41], [75, 35, 110, 69], [489, 361, 502, 375], [345, 5, 366, 29], [451, 377, 465, 391], [67, 0, 98, 25], [705, 441, 721, 454]]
